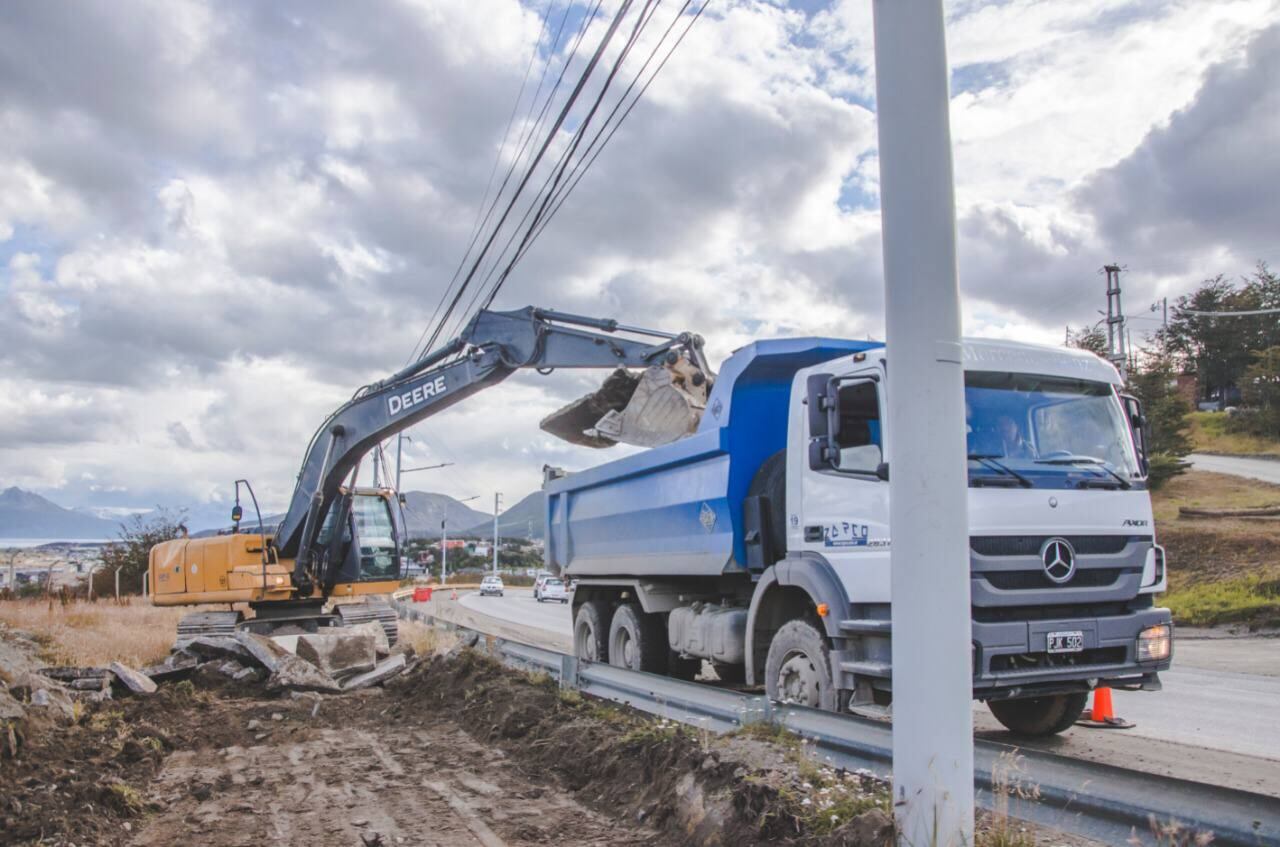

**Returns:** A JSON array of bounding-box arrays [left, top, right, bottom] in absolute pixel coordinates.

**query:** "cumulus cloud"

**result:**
[[0, 0, 1275, 520]]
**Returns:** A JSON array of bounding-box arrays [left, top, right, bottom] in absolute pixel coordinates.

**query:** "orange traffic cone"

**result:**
[[1076, 686, 1135, 729]]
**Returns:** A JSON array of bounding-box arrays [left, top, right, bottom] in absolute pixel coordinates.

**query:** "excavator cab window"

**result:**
[[352, 494, 400, 581]]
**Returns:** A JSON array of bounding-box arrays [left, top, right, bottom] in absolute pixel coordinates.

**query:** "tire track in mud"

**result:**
[[128, 704, 659, 847]]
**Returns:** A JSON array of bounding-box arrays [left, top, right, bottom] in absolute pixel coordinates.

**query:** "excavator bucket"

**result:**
[[540, 356, 710, 449]]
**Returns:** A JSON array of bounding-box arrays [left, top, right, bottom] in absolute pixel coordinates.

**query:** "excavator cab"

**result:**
[[317, 488, 405, 585]]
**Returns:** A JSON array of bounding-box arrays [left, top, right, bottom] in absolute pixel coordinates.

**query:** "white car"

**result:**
[[479, 575, 504, 597], [535, 577, 569, 604]]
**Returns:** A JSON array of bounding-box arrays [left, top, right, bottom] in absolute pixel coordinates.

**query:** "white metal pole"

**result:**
[[871, 0, 974, 844], [441, 519, 448, 584]]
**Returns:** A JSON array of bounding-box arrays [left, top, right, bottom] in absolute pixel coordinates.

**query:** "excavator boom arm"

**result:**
[[274, 306, 705, 591]]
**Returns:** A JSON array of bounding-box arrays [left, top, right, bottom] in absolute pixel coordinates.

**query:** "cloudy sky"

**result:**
[[1, 0, 1276, 526]]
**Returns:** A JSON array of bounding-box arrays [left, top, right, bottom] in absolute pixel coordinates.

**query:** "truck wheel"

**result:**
[[987, 692, 1089, 736], [765, 619, 838, 710], [574, 601, 609, 662], [608, 603, 667, 673]]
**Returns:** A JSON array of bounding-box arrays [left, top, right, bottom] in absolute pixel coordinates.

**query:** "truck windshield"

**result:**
[[965, 372, 1140, 489]]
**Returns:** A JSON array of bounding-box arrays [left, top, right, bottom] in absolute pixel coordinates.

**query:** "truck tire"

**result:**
[[987, 692, 1089, 736], [765, 619, 839, 710], [608, 603, 667, 673], [748, 450, 787, 564], [574, 601, 609, 662]]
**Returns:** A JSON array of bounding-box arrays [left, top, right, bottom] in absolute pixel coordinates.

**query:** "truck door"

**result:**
[[795, 367, 891, 604]]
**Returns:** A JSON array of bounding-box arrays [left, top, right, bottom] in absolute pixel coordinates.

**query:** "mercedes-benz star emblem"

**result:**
[[1040, 537, 1076, 584]]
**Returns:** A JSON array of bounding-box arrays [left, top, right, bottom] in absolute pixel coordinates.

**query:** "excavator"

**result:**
[[148, 306, 711, 645]]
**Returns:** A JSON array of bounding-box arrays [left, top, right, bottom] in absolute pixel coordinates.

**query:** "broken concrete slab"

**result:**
[[11, 673, 76, 721], [212, 659, 247, 678], [110, 661, 158, 695], [0, 687, 24, 721], [142, 651, 200, 682], [344, 622, 391, 657], [296, 631, 376, 681], [235, 631, 291, 672], [264, 655, 342, 694], [178, 636, 255, 663], [69, 676, 110, 691], [38, 666, 111, 681], [341, 653, 406, 691], [232, 666, 264, 683]]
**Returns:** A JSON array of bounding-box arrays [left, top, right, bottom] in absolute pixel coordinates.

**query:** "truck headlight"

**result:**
[[1136, 624, 1171, 662]]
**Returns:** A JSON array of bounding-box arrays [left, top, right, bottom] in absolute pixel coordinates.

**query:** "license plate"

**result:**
[[1047, 631, 1085, 653]]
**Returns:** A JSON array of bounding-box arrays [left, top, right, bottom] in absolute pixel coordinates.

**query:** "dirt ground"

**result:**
[[1, 622, 1122, 847]]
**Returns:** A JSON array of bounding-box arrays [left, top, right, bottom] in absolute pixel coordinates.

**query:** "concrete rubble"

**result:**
[[236, 630, 342, 693], [341, 653, 407, 691], [110, 661, 159, 695], [296, 630, 377, 681]]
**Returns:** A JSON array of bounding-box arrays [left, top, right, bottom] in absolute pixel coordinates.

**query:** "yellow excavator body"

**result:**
[[149, 532, 399, 606]]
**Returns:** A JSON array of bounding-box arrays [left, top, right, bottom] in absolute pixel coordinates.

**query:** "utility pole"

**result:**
[[1104, 264, 1128, 378], [492, 492, 502, 573], [440, 519, 448, 584], [395, 434, 410, 493], [871, 0, 973, 845]]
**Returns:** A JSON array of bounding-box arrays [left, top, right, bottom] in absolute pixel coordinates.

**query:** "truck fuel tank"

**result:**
[[668, 603, 748, 665]]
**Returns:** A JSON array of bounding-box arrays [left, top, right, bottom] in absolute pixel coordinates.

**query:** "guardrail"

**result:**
[[393, 599, 1279, 846]]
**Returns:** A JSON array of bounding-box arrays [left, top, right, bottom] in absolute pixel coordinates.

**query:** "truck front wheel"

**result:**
[[608, 603, 667, 673], [765, 619, 839, 710], [574, 601, 609, 662], [987, 692, 1088, 736]]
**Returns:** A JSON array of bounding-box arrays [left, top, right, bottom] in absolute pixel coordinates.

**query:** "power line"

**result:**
[[1176, 306, 1280, 317]]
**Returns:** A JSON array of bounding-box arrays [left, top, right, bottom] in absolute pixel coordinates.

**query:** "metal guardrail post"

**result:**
[[559, 654, 579, 690]]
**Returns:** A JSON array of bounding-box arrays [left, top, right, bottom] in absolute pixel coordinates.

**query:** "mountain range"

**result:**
[[0, 485, 546, 542], [0, 487, 123, 539]]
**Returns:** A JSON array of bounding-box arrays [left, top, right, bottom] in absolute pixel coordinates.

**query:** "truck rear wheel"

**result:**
[[608, 603, 667, 673], [765, 619, 839, 710], [574, 601, 609, 662], [987, 692, 1088, 736]]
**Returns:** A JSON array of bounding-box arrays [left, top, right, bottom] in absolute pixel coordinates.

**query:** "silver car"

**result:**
[[536, 577, 569, 604], [479, 575, 504, 597]]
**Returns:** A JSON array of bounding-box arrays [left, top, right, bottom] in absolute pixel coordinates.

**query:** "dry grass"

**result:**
[[1151, 469, 1280, 526], [1152, 470, 1280, 627], [397, 618, 456, 657], [0, 599, 183, 668], [1187, 411, 1280, 457]]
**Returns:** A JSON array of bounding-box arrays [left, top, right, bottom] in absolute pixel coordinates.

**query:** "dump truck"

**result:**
[[547, 336, 1174, 735]]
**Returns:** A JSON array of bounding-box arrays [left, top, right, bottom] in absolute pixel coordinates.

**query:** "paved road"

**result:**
[[1188, 452, 1280, 484], [453, 587, 1280, 795]]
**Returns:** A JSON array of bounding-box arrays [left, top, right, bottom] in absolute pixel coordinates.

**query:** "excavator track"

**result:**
[[176, 610, 244, 642], [336, 600, 399, 646]]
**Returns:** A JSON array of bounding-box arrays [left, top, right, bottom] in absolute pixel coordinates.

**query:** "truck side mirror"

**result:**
[[1119, 393, 1150, 476], [807, 373, 834, 437], [807, 373, 837, 470]]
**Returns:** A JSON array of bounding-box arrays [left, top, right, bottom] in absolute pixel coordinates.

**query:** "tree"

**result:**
[[96, 508, 188, 597], [1238, 346, 1280, 440], [1162, 264, 1280, 407], [1066, 324, 1108, 358], [1126, 352, 1192, 489]]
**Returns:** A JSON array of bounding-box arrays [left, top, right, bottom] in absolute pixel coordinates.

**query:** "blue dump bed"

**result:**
[[544, 337, 883, 577]]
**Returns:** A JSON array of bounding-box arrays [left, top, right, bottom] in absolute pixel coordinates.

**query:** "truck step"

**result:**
[[848, 702, 892, 721], [838, 618, 892, 635], [840, 659, 892, 679]]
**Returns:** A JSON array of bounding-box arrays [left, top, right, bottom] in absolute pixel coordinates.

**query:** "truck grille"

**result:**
[[973, 602, 1132, 623], [970, 535, 1149, 557], [981, 568, 1134, 590]]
